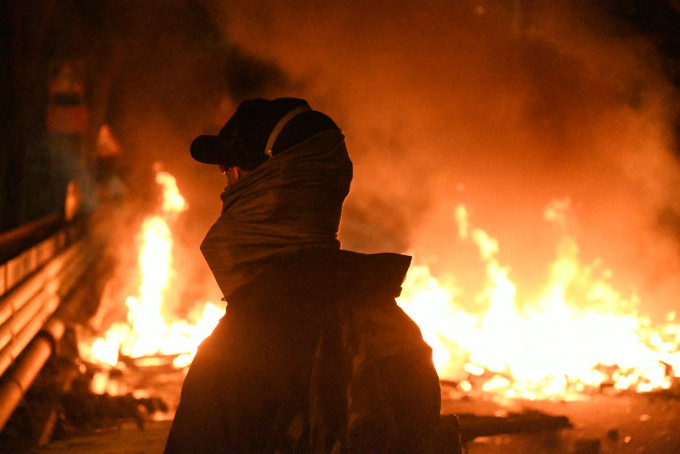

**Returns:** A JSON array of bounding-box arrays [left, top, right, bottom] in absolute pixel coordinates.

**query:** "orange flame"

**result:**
[[397, 200, 680, 400], [83, 167, 221, 372]]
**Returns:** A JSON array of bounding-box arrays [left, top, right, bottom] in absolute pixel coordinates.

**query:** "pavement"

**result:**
[[32, 420, 172, 454], [29, 386, 680, 454]]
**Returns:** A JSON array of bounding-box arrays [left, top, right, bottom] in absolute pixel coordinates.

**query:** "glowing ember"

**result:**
[[82, 167, 221, 372], [397, 200, 680, 400]]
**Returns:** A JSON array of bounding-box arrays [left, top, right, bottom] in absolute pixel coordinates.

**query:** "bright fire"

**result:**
[[84, 167, 679, 401], [397, 200, 680, 400], [82, 167, 222, 372]]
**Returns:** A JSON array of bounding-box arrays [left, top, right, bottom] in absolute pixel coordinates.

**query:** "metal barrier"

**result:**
[[0, 215, 101, 430]]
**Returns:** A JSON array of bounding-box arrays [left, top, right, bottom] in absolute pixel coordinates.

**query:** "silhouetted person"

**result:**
[[164, 98, 440, 453]]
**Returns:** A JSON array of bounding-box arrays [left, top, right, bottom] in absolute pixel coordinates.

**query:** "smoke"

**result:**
[[205, 0, 680, 316], [74, 1, 680, 318]]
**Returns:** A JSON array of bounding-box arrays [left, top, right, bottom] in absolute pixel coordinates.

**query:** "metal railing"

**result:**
[[0, 214, 102, 429]]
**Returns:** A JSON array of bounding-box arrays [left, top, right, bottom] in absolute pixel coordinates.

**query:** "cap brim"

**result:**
[[190, 135, 222, 164]]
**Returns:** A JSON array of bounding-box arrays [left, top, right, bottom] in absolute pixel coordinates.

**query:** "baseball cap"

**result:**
[[190, 97, 312, 169]]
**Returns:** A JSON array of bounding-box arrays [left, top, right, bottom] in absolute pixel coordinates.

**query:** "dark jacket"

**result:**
[[165, 249, 440, 454]]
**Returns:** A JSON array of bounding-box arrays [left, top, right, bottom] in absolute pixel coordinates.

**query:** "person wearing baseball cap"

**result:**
[[165, 98, 442, 454]]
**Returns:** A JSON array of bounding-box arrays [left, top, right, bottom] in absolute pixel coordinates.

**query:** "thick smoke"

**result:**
[[207, 0, 680, 317]]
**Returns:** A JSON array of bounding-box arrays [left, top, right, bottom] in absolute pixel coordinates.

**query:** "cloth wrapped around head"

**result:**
[[195, 98, 353, 297]]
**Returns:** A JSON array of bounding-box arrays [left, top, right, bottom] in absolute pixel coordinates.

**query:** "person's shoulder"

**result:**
[[338, 250, 412, 272]]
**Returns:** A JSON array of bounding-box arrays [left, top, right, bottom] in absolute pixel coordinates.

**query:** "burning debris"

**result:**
[[79, 166, 223, 376], [398, 201, 680, 401]]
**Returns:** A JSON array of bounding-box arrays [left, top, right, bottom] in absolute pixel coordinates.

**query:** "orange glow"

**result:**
[[81, 167, 221, 375], [155, 167, 188, 214], [397, 201, 680, 400]]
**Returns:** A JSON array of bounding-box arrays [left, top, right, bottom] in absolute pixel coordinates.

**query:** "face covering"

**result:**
[[200, 129, 353, 298]]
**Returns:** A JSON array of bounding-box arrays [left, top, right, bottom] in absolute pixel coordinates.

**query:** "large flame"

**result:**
[[397, 200, 680, 400], [84, 167, 221, 371]]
